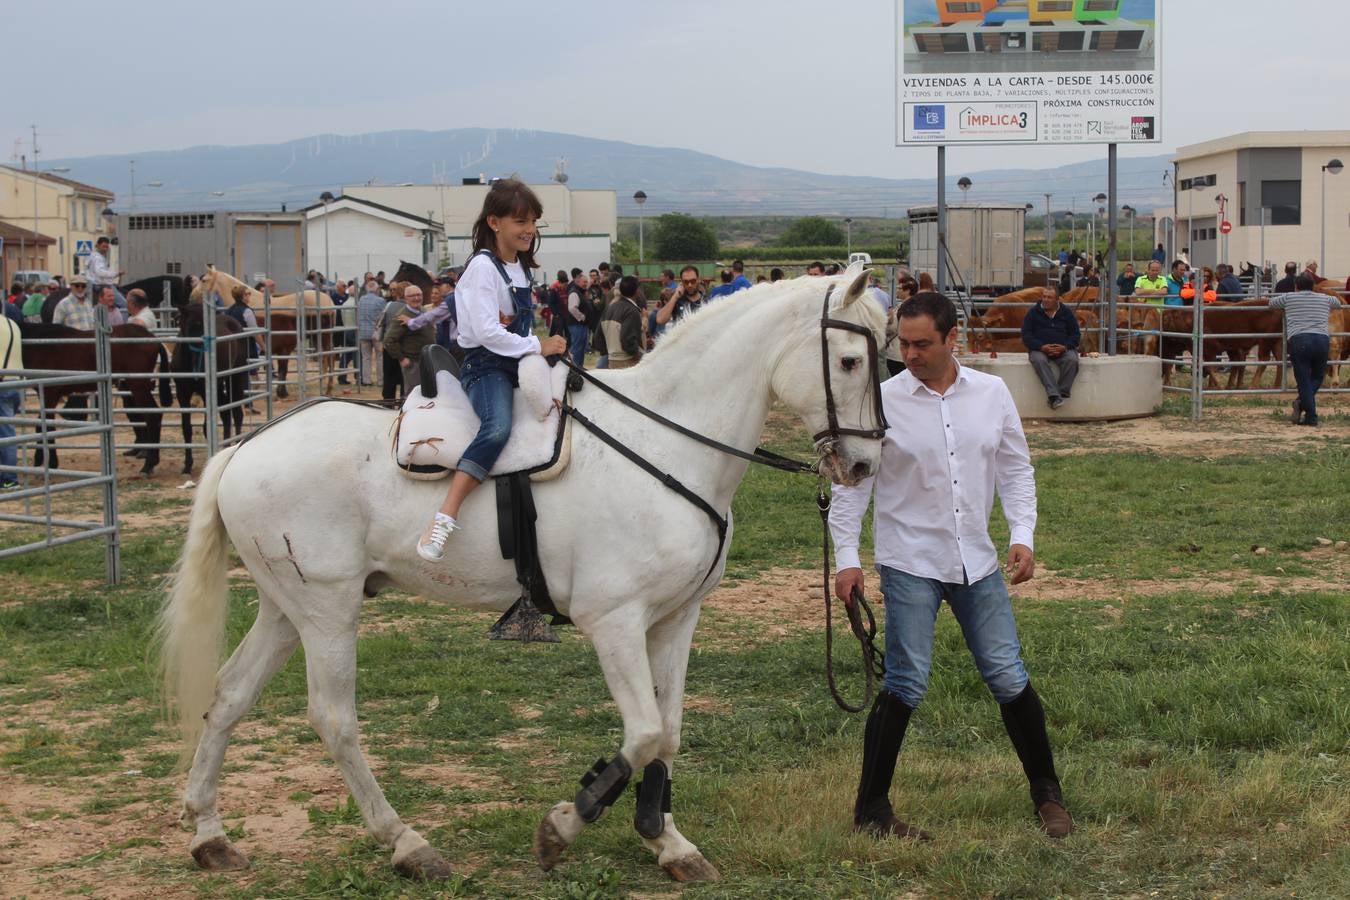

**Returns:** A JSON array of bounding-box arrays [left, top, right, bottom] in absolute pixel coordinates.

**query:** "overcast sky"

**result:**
[[6, 0, 1349, 181]]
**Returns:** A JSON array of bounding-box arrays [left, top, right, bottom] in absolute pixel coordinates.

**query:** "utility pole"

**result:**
[[1044, 192, 1053, 258]]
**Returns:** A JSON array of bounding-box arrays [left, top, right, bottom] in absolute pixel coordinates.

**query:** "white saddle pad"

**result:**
[[396, 354, 570, 480]]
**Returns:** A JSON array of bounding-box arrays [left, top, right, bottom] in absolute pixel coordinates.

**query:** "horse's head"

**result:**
[[771, 264, 887, 487]]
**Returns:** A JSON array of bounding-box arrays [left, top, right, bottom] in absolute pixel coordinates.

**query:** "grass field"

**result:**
[[1, 391, 1348, 898]]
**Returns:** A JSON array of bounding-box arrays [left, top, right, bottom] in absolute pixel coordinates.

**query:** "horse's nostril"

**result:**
[[850, 461, 870, 481]]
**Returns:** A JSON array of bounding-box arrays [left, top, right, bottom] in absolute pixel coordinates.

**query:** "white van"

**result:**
[[13, 269, 52, 286], [848, 252, 872, 267]]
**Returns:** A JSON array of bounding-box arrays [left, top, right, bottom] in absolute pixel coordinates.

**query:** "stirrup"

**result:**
[[488, 596, 560, 643]]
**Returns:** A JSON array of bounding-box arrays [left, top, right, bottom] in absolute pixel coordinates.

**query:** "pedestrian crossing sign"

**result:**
[[76, 240, 93, 256]]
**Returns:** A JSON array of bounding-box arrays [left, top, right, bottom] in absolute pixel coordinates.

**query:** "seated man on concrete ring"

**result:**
[[1020, 285, 1081, 410]]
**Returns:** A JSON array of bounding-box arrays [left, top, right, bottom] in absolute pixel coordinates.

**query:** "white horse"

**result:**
[[157, 265, 888, 883]]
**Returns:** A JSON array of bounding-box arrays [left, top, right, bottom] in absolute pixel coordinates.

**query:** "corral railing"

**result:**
[[1, 354, 121, 584], [953, 279, 1348, 422]]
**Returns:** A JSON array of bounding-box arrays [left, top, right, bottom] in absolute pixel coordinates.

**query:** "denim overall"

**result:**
[[456, 250, 535, 481]]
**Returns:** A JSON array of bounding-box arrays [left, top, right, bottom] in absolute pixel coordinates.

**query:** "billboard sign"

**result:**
[[896, 0, 1161, 145]]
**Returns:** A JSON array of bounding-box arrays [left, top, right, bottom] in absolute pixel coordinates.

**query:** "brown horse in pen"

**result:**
[[18, 322, 172, 475], [192, 267, 339, 398]]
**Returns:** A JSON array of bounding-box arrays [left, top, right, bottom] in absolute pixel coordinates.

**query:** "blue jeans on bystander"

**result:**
[[568, 323, 589, 369], [0, 389, 21, 486], [877, 565, 1030, 708], [1288, 332, 1329, 425]]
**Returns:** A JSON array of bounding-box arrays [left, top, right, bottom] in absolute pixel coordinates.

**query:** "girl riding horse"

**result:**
[[417, 180, 568, 560]]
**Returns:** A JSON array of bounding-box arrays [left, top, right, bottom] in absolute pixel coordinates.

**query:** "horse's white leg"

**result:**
[[296, 616, 453, 880], [184, 596, 299, 871], [534, 611, 665, 873], [638, 598, 721, 883]]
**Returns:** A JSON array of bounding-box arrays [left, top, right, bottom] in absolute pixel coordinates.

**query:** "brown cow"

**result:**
[[965, 286, 1103, 354]]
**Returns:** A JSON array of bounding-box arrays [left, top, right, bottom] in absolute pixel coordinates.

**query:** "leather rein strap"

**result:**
[[558, 283, 887, 710]]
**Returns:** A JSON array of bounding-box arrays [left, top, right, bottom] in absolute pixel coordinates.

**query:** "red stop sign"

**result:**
[[1219, 220, 1232, 234]]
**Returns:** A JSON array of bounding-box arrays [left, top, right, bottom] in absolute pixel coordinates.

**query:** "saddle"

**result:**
[[394, 347, 571, 481], [395, 345, 574, 642]]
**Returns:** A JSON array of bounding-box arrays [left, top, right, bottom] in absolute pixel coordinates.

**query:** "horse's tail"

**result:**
[[155, 444, 237, 765], [156, 343, 173, 406]]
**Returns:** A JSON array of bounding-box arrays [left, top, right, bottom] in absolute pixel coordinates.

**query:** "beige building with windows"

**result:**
[[1151, 131, 1350, 279], [0, 165, 116, 280]]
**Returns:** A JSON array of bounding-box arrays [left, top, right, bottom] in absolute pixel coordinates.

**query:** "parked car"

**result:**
[[1024, 252, 1058, 289], [13, 269, 52, 287]]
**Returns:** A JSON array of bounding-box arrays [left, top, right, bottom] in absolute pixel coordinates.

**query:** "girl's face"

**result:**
[[488, 213, 537, 259]]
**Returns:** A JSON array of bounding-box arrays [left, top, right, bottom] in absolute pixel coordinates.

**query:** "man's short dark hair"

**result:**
[[661, 269, 675, 281], [1295, 273, 1316, 291], [769, 267, 784, 282], [898, 291, 957, 335], [719, 269, 732, 284], [1171, 260, 1185, 271], [571, 267, 583, 279], [619, 275, 640, 298], [1285, 261, 1298, 274], [95, 236, 110, 245], [679, 264, 700, 279], [732, 260, 744, 273], [807, 261, 825, 273], [825, 263, 841, 275], [598, 262, 610, 272]]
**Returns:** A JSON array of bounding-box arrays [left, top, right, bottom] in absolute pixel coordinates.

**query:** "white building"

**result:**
[[1152, 131, 1350, 278], [342, 181, 616, 277], [302, 196, 442, 282]]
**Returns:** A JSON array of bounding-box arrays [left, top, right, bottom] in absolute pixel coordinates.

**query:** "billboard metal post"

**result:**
[[936, 146, 947, 296], [1107, 143, 1119, 356]]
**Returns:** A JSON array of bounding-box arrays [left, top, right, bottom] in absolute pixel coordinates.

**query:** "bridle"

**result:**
[[558, 281, 888, 712]]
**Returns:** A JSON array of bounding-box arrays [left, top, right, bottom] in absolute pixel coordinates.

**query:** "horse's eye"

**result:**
[[841, 356, 862, 372]]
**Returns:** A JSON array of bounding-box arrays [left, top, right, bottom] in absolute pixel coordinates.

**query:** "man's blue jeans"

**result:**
[[568, 323, 589, 368], [456, 365, 514, 482], [0, 389, 21, 486], [1288, 332, 1329, 425], [877, 565, 1029, 707]]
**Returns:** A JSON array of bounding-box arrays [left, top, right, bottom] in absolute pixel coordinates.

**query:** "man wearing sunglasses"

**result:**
[[654, 265, 706, 328]]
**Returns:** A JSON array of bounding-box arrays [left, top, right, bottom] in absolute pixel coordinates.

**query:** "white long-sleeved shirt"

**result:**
[[829, 363, 1037, 584], [85, 249, 118, 284], [453, 253, 540, 358]]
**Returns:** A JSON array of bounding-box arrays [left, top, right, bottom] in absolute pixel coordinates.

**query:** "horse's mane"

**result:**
[[649, 274, 883, 357]]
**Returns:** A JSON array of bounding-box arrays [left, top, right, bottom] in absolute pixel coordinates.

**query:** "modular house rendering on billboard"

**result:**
[[907, 0, 1153, 56]]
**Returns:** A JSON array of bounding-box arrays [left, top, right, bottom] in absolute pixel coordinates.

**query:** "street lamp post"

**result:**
[[1259, 206, 1270, 291], [1121, 205, 1135, 267], [1092, 192, 1107, 262], [1321, 159, 1343, 276], [1066, 211, 1076, 255], [319, 191, 335, 281], [844, 217, 853, 256], [1044, 193, 1053, 259], [633, 190, 647, 265]]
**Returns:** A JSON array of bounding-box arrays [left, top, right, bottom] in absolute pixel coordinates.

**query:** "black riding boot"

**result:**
[[853, 690, 932, 840], [1000, 683, 1073, 837]]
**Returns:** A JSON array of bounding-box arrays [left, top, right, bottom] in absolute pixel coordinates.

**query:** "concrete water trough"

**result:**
[[959, 352, 1162, 421]]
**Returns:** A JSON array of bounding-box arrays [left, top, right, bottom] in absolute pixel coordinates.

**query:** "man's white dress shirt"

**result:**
[[830, 363, 1037, 584]]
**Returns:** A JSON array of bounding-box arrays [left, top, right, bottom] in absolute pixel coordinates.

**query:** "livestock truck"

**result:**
[[907, 204, 1056, 297]]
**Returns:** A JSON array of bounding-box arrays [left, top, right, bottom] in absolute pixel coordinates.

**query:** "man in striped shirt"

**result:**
[[1269, 274, 1344, 427]]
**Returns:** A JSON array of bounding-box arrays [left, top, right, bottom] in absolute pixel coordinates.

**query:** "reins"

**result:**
[[555, 282, 887, 712]]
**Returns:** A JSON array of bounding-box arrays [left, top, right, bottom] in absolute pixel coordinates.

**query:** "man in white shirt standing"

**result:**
[[84, 236, 126, 309], [830, 291, 1073, 842]]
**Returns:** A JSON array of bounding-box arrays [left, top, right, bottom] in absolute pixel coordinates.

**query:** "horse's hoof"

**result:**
[[662, 853, 721, 883], [191, 836, 249, 871], [392, 844, 453, 880], [533, 815, 568, 872]]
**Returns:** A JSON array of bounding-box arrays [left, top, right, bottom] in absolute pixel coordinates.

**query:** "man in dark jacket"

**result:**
[[382, 284, 434, 395], [1021, 286, 1081, 410], [1274, 262, 1298, 294], [1216, 264, 1243, 299], [595, 275, 646, 369]]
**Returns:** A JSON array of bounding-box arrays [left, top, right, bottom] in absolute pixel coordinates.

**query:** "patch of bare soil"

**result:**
[[0, 712, 507, 898], [1024, 397, 1350, 457], [700, 568, 828, 644]]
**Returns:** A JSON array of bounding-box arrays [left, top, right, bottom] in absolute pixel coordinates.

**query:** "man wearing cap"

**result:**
[[84, 236, 126, 309], [53, 279, 99, 330]]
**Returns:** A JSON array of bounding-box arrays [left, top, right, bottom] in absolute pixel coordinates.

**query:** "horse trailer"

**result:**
[[907, 204, 1027, 296], [117, 211, 305, 289]]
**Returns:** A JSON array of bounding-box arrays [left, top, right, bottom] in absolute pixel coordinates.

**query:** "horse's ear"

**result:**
[[836, 264, 872, 310]]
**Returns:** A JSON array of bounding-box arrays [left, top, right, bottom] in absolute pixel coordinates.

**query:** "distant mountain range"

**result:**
[[43, 128, 1174, 218]]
